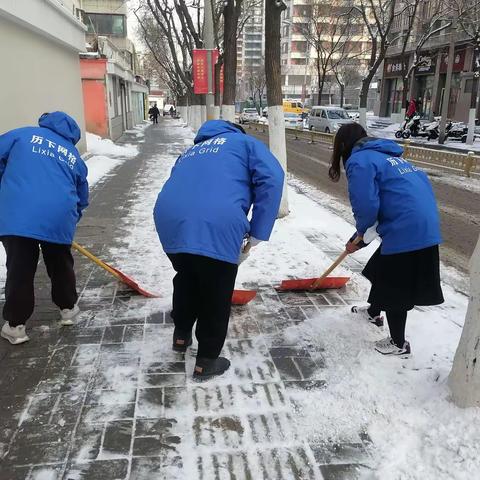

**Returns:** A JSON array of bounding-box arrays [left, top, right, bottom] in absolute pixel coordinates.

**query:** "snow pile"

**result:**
[[86, 132, 138, 158], [85, 131, 140, 188]]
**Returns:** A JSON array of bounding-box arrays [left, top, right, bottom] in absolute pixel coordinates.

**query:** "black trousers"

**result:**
[[167, 253, 238, 359], [1, 236, 78, 327], [152, 115, 158, 124], [368, 304, 407, 347]]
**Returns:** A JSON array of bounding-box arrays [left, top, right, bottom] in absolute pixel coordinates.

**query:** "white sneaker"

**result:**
[[59, 305, 80, 326], [375, 337, 411, 356], [351, 305, 384, 327], [1, 323, 29, 345]]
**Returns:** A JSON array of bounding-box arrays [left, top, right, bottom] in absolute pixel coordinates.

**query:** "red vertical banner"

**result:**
[[193, 49, 208, 94], [220, 64, 224, 94]]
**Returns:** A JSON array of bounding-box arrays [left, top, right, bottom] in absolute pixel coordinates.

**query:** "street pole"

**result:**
[[439, 26, 456, 145], [204, 0, 216, 120]]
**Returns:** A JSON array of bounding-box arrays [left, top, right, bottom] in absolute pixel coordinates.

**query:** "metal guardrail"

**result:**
[[246, 122, 479, 178]]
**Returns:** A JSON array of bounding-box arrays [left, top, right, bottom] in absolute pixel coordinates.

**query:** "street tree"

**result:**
[[300, 0, 362, 106], [454, 0, 480, 143], [246, 63, 267, 111], [449, 233, 480, 408], [355, 0, 399, 126], [265, 0, 289, 217], [332, 61, 365, 107]]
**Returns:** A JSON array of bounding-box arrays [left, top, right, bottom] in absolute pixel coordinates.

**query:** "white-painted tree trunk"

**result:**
[[359, 108, 367, 130], [201, 105, 207, 124], [222, 104, 235, 122], [191, 105, 202, 131], [466, 108, 476, 145], [268, 105, 289, 217], [213, 106, 221, 120], [449, 234, 480, 408], [177, 106, 186, 123], [186, 106, 192, 127]]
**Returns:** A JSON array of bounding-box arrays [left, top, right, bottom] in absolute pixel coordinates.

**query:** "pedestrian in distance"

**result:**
[[0, 112, 89, 344], [154, 120, 284, 379], [148, 103, 160, 124], [169, 105, 175, 118], [329, 123, 444, 356]]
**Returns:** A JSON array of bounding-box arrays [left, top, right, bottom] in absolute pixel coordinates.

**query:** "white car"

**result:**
[[307, 106, 353, 133], [239, 108, 260, 124], [284, 112, 303, 129]]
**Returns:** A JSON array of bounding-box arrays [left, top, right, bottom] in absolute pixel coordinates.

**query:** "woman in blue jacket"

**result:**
[[329, 123, 443, 356], [154, 120, 284, 378]]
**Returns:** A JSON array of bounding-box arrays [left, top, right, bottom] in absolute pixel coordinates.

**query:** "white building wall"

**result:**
[[0, 2, 87, 151]]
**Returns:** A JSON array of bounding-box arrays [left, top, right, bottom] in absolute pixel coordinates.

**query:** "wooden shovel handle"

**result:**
[[71, 241, 122, 280], [310, 236, 363, 289]]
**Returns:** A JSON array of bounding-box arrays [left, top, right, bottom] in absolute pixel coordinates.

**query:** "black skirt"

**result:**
[[362, 245, 444, 311]]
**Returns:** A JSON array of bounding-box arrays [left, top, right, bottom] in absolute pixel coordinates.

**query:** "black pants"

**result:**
[[168, 253, 238, 359], [1, 236, 78, 327], [152, 115, 158, 124], [368, 304, 407, 346]]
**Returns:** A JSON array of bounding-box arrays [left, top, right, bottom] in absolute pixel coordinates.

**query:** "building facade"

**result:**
[[236, 5, 265, 103], [76, 0, 148, 139], [379, 3, 478, 122], [280, 0, 373, 108], [0, 1, 87, 151]]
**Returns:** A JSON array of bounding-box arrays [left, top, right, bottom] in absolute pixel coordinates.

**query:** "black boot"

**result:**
[[172, 328, 192, 353], [193, 357, 230, 380]]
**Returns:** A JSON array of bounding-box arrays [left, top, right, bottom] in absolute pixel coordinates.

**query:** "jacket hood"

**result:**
[[38, 112, 81, 144], [194, 120, 244, 144], [352, 137, 404, 157]]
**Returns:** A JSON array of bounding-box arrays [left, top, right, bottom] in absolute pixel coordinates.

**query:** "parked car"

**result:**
[[307, 106, 353, 133], [284, 112, 303, 129], [239, 108, 260, 124]]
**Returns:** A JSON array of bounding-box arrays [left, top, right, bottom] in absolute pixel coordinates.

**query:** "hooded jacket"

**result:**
[[154, 120, 284, 264], [346, 138, 441, 254], [0, 112, 89, 244]]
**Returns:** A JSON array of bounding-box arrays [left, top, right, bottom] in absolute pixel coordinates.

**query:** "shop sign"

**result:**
[[440, 48, 466, 73], [415, 54, 435, 75], [385, 57, 404, 78]]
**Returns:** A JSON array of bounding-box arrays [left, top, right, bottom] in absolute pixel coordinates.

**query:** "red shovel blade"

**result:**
[[277, 277, 350, 291], [232, 290, 257, 305], [106, 263, 160, 298]]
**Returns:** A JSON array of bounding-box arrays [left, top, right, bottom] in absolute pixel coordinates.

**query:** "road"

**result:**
[[250, 128, 480, 275]]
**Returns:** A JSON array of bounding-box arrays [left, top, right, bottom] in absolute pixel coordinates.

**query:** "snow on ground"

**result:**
[[97, 122, 478, 478], [85, 129, 142, 187]]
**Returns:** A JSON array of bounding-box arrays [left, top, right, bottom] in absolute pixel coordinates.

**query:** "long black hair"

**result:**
[[329, 123, 367, 182]]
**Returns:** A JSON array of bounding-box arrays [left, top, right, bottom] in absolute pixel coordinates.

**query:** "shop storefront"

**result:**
[[383, 57, 405, 116], [414, 52, 436, 118]]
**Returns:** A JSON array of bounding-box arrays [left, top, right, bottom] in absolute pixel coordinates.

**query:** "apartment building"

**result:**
[[280, 0, 372, 107], [237, 5, 265, 102]]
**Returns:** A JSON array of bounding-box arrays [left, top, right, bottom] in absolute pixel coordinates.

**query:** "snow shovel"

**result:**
[[72, 241, 160, 298], [277, 237, 362, 291], [72, 242, 255, 305]]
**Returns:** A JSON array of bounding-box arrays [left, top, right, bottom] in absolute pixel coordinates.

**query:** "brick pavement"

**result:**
[[0, 120, 373, 479]]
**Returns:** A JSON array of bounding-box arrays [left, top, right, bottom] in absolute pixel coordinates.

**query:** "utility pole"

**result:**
[[439, 25, 456, 144], [204, 0, 216, 120]]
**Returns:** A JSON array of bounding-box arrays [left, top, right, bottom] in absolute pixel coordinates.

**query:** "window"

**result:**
[[85, 13, 126, 36], [321, 110, 327, 118], [465, 79, 474, 94]]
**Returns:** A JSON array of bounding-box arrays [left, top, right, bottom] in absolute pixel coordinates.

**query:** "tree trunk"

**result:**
[[265, 0, 288, 217], [449, 233, 480, 408], [222, 0, 241, 122], [359, 70, 375, 128], [214, 58, 223, 120], [340, 83, 345, 108]]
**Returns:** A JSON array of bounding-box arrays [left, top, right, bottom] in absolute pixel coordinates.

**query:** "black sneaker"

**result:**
[[172, 328, 192, 353], [193, 357, 231, 380]]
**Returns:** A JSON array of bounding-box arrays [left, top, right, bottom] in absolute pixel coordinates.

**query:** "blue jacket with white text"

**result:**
[[346, 138, 441, 254], [0, 112, 89, 244], [154, 120, 284, 264]]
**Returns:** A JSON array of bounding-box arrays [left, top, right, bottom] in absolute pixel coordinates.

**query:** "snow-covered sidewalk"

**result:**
[[104, 120, 478, 478], [0, 119, 477, 479]]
